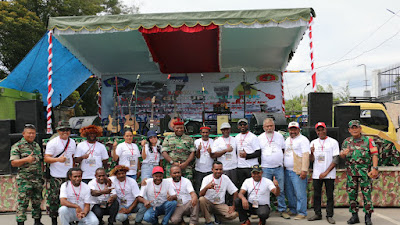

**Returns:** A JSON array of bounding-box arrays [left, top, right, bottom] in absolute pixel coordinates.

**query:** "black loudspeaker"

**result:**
[[308, 92, 333, 127], [15, 100, 46, 133], [334, 105, 360, 148], [0, 120, 15, 174]]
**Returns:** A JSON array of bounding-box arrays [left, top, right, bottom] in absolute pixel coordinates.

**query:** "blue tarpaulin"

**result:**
[[0, 31, 92, 106]]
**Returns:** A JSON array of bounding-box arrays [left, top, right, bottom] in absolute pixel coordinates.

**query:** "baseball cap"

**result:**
[[348, 120, 361, 128], [147, 130, 157, 138], [315, 122, 326, 129], [251, 165, 262, 173], [152, 166, 164, 175], [288, 121, 300, 129], [220, 122, 231, 130], [237, 118, 248, 125]]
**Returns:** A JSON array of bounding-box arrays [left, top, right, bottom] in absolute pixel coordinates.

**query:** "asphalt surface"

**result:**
[[1, 208, 400, 225]]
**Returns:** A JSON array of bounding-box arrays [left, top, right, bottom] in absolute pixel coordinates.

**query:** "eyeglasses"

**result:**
[[24, 124, 36, 129]]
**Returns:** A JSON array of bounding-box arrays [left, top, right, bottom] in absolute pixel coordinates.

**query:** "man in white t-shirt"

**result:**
[[75, 125, 109, 183], [258, 118, 289, 219], [235, 119, 261, 186], [58, 168, 98, 225], [235, 165, 280, 225], [168, 166, 199, 225], [308, 122, 339, 224], [109, 165, 146, 225], [199, 161, 238, 225], [284, 122, 310, 220], [194, 126, 214, 194], [44, 120, 77, 225], [138, 166, 177, 225], [88, 168, 118, 225]]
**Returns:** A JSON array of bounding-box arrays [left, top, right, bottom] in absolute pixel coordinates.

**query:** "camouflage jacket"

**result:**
[[342, 135, 378, 176], [10, 138, 43, 180], [161, 133, 195, 163]]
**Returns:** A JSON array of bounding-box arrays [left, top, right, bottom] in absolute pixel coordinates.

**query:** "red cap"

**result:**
[[200, 126, 211, 130], [152, 166, 164, 175], [315, 122, 326, 129], [173, 118, 184, 126]]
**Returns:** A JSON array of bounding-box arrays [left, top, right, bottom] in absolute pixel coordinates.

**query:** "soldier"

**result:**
[[340, 120, 379, 225], [162, 119, 196, 179], [10, 124, 44, 225], [44, 120, 76, 225]]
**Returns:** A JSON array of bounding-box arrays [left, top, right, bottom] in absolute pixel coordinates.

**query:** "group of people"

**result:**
[[10, 117, 379, 225]]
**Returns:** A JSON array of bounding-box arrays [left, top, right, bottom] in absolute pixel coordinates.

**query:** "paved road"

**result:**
[[1, 208, 400, 225]]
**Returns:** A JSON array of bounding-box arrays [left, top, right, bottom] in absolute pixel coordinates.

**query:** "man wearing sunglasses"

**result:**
[[44, 120, 76, 225]]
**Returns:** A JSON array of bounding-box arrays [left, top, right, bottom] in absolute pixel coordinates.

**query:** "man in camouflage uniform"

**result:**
[[340, 120, 379, 225], [10, 124, 44, 225], [162, 119, 195, 180]]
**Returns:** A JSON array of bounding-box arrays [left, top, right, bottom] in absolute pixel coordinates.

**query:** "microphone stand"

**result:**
[[242, 68, 246, 118]]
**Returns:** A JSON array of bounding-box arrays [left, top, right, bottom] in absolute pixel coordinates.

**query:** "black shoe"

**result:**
[[34, 219, 44, 225], [365, 213, 373, 225], [347, 213, 360, 224], [17, 222, 24, 225], [135, 222, 143, 225], [308, 214, 322, 221], [51, 218, 58, 225], [122, 220, 130, 225]]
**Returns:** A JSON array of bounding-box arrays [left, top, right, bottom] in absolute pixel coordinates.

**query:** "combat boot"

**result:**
[[347, 213, 360, 224], [365, 213, 373, 225], [33, 218, 44, 225]]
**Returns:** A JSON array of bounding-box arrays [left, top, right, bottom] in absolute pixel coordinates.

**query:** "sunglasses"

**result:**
[[24, 124, 36, 129]]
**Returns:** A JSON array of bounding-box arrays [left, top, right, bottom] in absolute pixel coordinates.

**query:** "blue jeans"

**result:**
[[116, 203, 146, 223], [262, 166, 286, 212], [141, 163, 155, 180], [59, 206, 99, 225], [284, 169, 308, 216], [143, 201, 177, 225]]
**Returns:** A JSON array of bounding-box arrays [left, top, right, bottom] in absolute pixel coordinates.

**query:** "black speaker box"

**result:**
[[15, 100, 46, 134], [0, 120, 15, 174], [308, 92, 333, 127], [334, 105, 360, 148]]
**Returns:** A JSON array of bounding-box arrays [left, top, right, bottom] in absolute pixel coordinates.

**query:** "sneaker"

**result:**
[[308, 214, 322, 221], [240, 220, 251, 225], [288, 211, 297, 216], [294, 214, 306, 220], [280, 212, 290, 219], [327, 217, 336, 224]]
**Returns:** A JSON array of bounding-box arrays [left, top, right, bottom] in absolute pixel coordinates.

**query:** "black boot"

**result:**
[[34, 219, 44, 225], [51, 218, 58, 225], [17, 222, 24, 225], [347, 213, 360, 224], [365, 213, 373, 225]]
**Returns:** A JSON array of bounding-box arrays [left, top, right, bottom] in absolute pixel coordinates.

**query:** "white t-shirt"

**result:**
[[88, 178, 117, 204], [45, 137, 76, 178], [284, 135, 311, 170], [75, 141, 109, 179], [139, 178, 176, 207], [200, 174, 238, 204], [240, 177, 276, 205], [110, 176, 140, 206], [212, 137, 237, 171], [166, 177, 194, 205], [116, 142, 141, 175], [60, 181, 92, 209], [310, 137, 340, 179], [142, 144, 163, 165], [235, 132, 261, 168], [258, 131, 285, 168], [194, 138, 214, 173]]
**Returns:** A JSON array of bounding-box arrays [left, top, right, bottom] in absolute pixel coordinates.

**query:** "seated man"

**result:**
[[235, 165, 280, 225], [88, 168, 119, 225], [59, 167, 99, 225], [138, 166, 177, 225], [199, 161, 238, 225], [109, 165, 146, 225], [167, 166, 199, 225]]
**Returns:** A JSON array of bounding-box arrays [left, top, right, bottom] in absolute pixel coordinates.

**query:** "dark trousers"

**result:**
[[92, 200, 119, 223], [194, 170, 212, 195], [313, 179, 334, 217], [234, 198, 270, 224], [223, 169, 238, 206], [237, 168, 252, 187]]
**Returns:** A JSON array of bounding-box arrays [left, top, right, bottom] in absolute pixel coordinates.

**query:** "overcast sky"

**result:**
[[121, 0, 400, 99]]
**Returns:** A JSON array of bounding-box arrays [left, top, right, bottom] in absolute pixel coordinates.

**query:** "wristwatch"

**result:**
[[372, 166, 379, 170], [169, 160, 174, 165]]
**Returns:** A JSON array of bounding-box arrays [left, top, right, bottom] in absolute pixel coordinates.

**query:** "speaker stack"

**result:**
[[307, 92, 333, 127], [15, 100, 46, 133], [0, 120, 15, 174], [334, 105, 361, 147]]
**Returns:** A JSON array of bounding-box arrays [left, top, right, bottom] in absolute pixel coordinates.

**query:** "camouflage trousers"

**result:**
[[47, 177, 66, 218], [346, 174, 374, 214], [165, 164, 193, 181], [16, 178, 44, 222]]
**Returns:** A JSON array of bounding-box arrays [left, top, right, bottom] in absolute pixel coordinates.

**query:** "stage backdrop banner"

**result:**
[[101, 72, 282, 123]]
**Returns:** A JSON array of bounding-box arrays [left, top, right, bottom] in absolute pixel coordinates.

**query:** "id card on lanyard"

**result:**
[[200, 140, 210, 164], [126, 143, 137, 168]]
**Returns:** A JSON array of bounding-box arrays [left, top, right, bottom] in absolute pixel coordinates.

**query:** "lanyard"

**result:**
[[153, 181, 163, 200], [118, 179, 127, 196], [202, 140, 210, 153], [151, 146, 158, 162], [318, 137, 327, 151], [96, 181, 108, 197], [86, 141, 96, 156], [239, 132, 249, 148], [289, 137, 294, 148], [265, 132, 274, 146], [213, 177, 223, 194], [70, 182, 81, 202], [222, 137, 230, 147], [172, 180, 182, 195], [252, 178, 262, 196], [125, 142, 135, 155]]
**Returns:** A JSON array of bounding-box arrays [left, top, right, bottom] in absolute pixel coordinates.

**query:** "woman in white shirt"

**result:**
[[112, 128, 141, 180], [140, 130, 163, 180]]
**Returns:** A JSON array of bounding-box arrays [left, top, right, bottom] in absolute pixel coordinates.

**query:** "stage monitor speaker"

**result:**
[[15, 100, 46, 133], [308, 92, 333, 127], [0, 120, 15, 174], [250, 112, 287, 134], [334, 105, 360, 149]]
